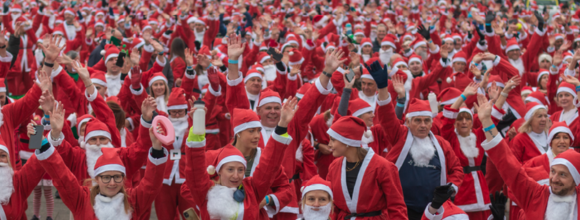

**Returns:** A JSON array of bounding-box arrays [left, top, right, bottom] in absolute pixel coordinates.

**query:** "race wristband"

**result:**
[[228, 59, 239, 64], [483, 124, 496, 132], [576, 85, 580, 92], [460, 94, 467, 101]]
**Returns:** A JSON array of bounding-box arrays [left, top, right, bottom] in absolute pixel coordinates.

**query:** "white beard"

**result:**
[[379, 48, 393, 66], [410, 136, 436, 167], [10, 13, 20, 21], [93, 193, 132, 220], [302, 203, 332, 220], [155, 96, 168, 113], [194, 30, 205, 43], [370, 31, 377, 42], [85, 143, 114, 179], [417, 50, 428, 60], [207, 184, 239, 220], [169, 116, 189, 137], [457, 132, 479, 158], [263, 65, 277, 81], [509, 58, 525, 76], [402, 70, 414, 92], [545, 193, 577, 220], [0, 164, 14, 205], [78, 136, 86, 149]]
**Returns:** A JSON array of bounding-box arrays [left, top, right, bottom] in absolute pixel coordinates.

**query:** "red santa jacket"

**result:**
[[421, 200, 469, 220], [1, 154, 46, 220]]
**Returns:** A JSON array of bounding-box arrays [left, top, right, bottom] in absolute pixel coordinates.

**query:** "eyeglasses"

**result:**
[[98, 174, 124, 183]]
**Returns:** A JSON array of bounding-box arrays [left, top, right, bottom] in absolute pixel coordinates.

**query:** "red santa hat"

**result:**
[[406, 98, 432, 118], [10, 4, 22, 13], [288, 49, 304, 66], [77, 115, 95, 135], [148, 72, 168, 87], [392, 58, 408, 68], [327, 116, 367, 147], [548, 121, 575, 146], [487, 75, 505, 89], [521, 86, 533, 96], [505, 38, 520, 53], [244, 68, 263, 83], [256, 52, 271, 64], [101, 44, 120, 64], [360, 68, 372, 80], [301, 175, 333, 199], [84, 119, 112, 141], [282, 36, 300, 52], [524, 102, 547, 121], [323, 42, 336, 52], [95, 19, 105, 29], [0, 78, 5, 93], [64, 8, 76, 17], [167, 88, 188, 110], [199, 46, 212, 59], [93, 148, 125, 176], [91, 72, 107, 87], [438, 88, 462, 106], [409, 53, 422, 64], [525, 91, 549, 106], [360, 38, 373, 48], [232, 108, 262, 135], [348, 98, 374, 117], [206, 145, 247, 175], [411, 37, 426, 50], [354, 29, 365, 37], [452, 51, 467, 64], [95, 10, 105, 17], [258, 89, 282, 108], [557, 82, 577, 100], [381, 35, 397, 49], [552, 150, 580, 185], [296, 83, 312, 99], [0, 136, 8, 157], [52, 25, 66, 37]]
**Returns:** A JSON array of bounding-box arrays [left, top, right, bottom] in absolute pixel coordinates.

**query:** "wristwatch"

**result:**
[[322, 71, 332, 77]]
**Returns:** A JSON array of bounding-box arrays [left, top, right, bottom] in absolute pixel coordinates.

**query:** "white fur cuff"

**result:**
[[149, 147, 169, 165], [85, 86, 98, 102], [35, 145, 56, 161], [48, 131, 65, 147], [480, 132, 503, 151]]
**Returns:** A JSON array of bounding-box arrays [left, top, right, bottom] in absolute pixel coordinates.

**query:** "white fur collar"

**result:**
[[410, 136, 436, 167], [545, 193, 577, 220], [93, 193, 132, 220], [457, 132, 479, 158], [0, 110, 4, 128], [509, 57, 525, 76], [207, 184, 240, 220], [0, 165, 14, 205]]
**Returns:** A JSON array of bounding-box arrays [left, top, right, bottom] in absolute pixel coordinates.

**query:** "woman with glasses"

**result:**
[[34, 102, 168, 220]]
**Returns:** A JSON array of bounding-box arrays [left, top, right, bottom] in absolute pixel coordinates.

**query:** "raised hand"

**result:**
[[392, 75, 405, 97], [149, 127, 164, 150], [39, 35, 66, 62], [39, 90, 55, 113], [131, 67, 142, 89], [26, 121, 38, 138], [0, 27, 6, 48], [463, 82, 479, 97], [48, 101, 65, 139], [489, 192, 507, 220], [227, 33, 245, 60], [184, 48, 194, 67], [474, 94, 492, 122], [488, 82, 500, 102], [149, 39, 164, 53], [279, 96, 298, 127], [534, 11, 544, 30], [323, 49, 346, 73], [440, 44, 450, 59], [417, 24, 430, 40], [485, 11, 495, 24], [343, 70, 355, 89], [469, 65, 482, 78], [36, 69, 52, 92], [430, 183, 454, 209], [130, 47, 140, 65], [503, 76, 521, 93], [141, 96, 158, 122], [71, 61, 90, 82], [364, 61, 389, 89], [561, 74, 580, 86]]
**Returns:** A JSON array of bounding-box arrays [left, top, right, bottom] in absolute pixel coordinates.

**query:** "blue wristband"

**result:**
[[576, 85, 580, 92], [460, 94, 467, 101], [41, 138, 48, 146], [44, 114, 50, 119], [483, 124, 496, 132], [396, 102, 405, 107], [228, 59, 239, 64], [265, 196, 270, 204], [485, 23, 491, 26]]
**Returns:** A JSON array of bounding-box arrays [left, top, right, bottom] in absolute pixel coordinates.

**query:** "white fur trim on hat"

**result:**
[[557, 87, 577, 98], [393, 60, 407, 68], [352, 106, 374, 117], [487, 82, 505, 89], [260, 55, 271, 64], [94, 164, 126, 177], [524, 105, 546, 121], [452, 57, 466, 63], [302, 184, 333, 199], [406, 111, 433, 118], [409, 57, 422, 64], [91, 79, 107, 87], [187, 16, 198, 24], [148, 76, 168, 87], [85, 130, 112, 142], [258, 96, 282, 107], [381, 41, 396, 49], [361, 42, 373, 48], [548, 126, 575, 145], [288, 57, 304, 66], [0, 87, 6, 93], [505, 44, 521, 53], [64, 10, 76, 16], [52, 31, 65, 36], [413, 41, 426, 50], [327, 128, 362, 147], [167, 104, 188, 110], [105, 53, 119, 64], [440, 97, 458, 106], [233, 121, 262, 135], [0, 145, 8, 154], [216, 155, 247, 172], [244, 72, 263, 83], [552, 158, 580, 185], [361, 74, 374, 80]]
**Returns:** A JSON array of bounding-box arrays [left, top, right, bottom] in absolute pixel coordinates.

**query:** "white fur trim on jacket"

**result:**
[[35, 145, 56, 161], [480, 132, 502, 151], [148, 147, 169, 165]]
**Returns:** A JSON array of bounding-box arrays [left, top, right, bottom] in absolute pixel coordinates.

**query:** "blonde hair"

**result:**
[[518, 109, 549, 134], [86, 178, 132, 214]]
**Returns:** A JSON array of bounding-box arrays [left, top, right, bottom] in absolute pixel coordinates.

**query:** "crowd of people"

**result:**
[[1, 0, 580, 219]]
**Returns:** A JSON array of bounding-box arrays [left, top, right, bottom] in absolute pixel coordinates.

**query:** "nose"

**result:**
[[313, 199, 320, 207]]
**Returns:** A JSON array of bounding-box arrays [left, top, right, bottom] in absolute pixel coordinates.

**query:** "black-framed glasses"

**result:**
[[98, 174, 124, 183]]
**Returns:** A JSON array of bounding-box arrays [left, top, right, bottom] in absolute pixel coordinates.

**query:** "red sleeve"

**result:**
[[129, 149, 167, 217], [184, 143, 213, 209], [2, 85, 42, 128], [14, 154, 46, 201], [86, 89, 122, 148], [377, 97, 407, 147], [251, 133, 293, 200], [317, 20, 337, 40], [225, 73, 251, 122], [171, 57, 186, 81]]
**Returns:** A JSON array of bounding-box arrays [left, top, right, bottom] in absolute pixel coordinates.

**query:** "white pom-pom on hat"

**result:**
[[364, 130, 372, 138], [289, 51, 294, 55], [446, 77, 452, 84], [207, 165, 216, 175], [100, 50, 106, 56]]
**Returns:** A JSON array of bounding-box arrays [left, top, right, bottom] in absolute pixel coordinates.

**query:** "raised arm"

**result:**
[[371, 61, 407, 145]]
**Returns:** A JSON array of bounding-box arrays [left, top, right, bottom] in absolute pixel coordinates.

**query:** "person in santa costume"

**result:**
[[475, 93, 580, 220], [524, 121, 575, 178], [325, 115, 407, 219], [36, 100, 168, 220], [183, 96, 298, 220], [510, 102, 549, 163], [0, 135, 48, 220], [370, 59, 464, 220], [548, 74, 580, 149], [298, 175, 334, 220], [440, 82, 511, 219]]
